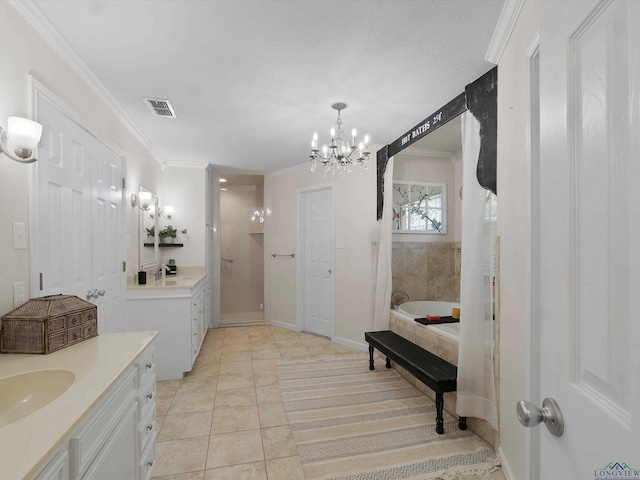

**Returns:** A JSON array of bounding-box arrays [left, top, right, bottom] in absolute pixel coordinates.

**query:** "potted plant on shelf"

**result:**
[[159, 225, 177, 244]]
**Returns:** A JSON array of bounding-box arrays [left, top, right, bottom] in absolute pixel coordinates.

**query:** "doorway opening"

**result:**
[[219, 174, 265, 326]]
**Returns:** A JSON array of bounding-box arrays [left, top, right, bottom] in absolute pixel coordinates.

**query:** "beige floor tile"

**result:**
[[257, 403, 289, 428], [265, 456, 305, 480], [306, 344, 338, 356], [152, 472, 204, 480], [204, 461, 267, 480], [214, 387, 257, 408], [254, 371, 278, 387], [218, 360, 253, 375], [206, 430, 264, 469], [275, 338, 304, 348], [252, 358, 279, 373], [156, 396, 174, 417], [251, 348, 282, 360], [153, 437, 209, 477], [249, 340, 278, 351], [222, 342, 250, 354], [256, 385, 282, 405], [279, 347, 312, 359], [219, 350, 252, 364], [178, 377, 218, 395], [261, 425, 298, 460], [216, 372, 255, 390], [168, 391, 216, 415], [158, 411, 213, 441], [156, 380, 182, 398], [211, 405, 260, 434], [156, 414, 166, 433]]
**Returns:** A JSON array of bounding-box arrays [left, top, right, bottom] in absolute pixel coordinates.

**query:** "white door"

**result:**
[[90, 137, 125, 333], [34, 98, 92, 299], [302, 187, 333, 337], [34, 95, 125, 333], [535, 0, 640, 477]]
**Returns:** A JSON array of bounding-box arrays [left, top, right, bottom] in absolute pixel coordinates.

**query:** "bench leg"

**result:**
[[368, 346, 375, 370], [385, 357, 391, 369], [459, 416, 467, 430], [435, 393, 445, 434]]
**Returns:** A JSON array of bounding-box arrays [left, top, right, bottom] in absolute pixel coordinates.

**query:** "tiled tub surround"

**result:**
[[392, 241, 461, 303], [389, 310, 499, 449]]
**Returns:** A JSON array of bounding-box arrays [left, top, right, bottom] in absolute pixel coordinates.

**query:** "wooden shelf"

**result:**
[[144, 243, 184, 247]]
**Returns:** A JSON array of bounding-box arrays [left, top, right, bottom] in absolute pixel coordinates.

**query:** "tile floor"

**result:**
[[151, 324, 361, 479], [151, 324, 505, 480]]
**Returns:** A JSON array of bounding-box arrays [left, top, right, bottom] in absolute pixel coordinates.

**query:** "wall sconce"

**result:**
[[150, 205, 174, 220], [131, 191, 152, 211], [0, 116, 43, 164]]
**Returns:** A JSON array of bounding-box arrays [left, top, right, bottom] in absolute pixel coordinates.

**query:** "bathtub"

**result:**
[[394, 301, 460, 341]]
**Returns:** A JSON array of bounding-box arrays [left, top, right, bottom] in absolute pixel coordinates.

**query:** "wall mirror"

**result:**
[[139, 186, 159, 270], [392, 181, 447, 234]]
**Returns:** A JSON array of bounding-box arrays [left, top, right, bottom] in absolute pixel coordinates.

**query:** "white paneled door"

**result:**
[[302, 187, 333, 338], [535, 0, 640, 477], [33, 94, 125, 333]]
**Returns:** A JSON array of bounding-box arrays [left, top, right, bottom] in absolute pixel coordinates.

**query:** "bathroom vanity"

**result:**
[[127, 267, 208, 381], [0, 331, 157, 480]]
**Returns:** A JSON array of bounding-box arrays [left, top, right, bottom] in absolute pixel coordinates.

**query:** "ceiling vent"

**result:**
[[143, 97, 177, 118]]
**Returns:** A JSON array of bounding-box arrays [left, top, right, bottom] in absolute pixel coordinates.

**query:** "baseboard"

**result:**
[[333, 336, 368, 352], [270, 319, 301, 332], [498, 446, 516, 480]]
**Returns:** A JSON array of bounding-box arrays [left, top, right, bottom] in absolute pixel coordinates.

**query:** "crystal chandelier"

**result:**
[[310, 102, 370, 176]]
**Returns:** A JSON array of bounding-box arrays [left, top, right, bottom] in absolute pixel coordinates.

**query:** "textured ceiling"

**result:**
[[19, 0, 504, 173]]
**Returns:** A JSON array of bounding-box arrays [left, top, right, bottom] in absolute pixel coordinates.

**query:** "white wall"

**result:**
[[160, 166, 206, 267], [497, 1, 542, 479], [0, 2, 162, 315], [265, 159, 378, 346]]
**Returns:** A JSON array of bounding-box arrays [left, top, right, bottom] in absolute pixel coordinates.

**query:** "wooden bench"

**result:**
[[365, 330, 467, 434]]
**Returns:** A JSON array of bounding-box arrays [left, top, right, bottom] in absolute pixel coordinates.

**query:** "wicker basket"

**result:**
[[1, 295, 98, 354]]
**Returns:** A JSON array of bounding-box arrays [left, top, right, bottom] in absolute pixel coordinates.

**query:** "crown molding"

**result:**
[[9, 0, 166, 165], [485, 0, 525, 64]]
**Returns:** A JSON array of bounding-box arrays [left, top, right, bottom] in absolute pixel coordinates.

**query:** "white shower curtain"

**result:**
[[371, 157, 394, 331], [456, 112, 498, 430]]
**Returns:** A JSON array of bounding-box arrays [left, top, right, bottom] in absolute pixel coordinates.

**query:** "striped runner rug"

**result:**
[[277, 357, 500, 480]]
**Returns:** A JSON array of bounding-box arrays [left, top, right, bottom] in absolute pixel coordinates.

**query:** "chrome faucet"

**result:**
[[155, 264, 169, 281], [390, 290, 409, 308]]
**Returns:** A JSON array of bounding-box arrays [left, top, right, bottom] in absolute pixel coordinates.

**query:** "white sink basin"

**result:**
[[0, 369, 75, 428]]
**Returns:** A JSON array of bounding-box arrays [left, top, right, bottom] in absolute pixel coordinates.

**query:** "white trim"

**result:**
[[333, 336, 368, 352], [270, 319, 301, 332], [268, 162, 310, 177], [485, 0, 525, 64], [297, 185, 335, 339], [498, 446, 517, 480], [523, 31, 541, 480], [9, 0, 166, 165]]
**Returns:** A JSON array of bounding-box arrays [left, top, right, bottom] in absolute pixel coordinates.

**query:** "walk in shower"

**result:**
[[219, 174, 265, 325]]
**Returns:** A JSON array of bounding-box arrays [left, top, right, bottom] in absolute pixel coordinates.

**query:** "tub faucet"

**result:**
[[391, 290, 409, 309]]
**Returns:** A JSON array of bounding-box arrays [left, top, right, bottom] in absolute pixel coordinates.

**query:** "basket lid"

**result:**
[[2, 295, 94, 320]]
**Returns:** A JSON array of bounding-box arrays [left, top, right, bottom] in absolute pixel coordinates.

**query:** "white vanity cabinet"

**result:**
[[127, 274, 208, 381], [30, 338, 156, 480]]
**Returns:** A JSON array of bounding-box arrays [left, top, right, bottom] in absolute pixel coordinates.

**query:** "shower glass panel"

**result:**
[[219, 175, 265, 325]]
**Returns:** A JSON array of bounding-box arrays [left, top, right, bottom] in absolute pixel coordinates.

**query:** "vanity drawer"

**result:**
[[138, 405, 156, 453], [138, 437, 156, 480], [136, 347, 156, 388], [69, 368, 137, 478], [137, 374, 156, 420]]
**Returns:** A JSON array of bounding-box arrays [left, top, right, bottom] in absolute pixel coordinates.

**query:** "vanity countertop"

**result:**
[[0, 331, 158, 480], [127, 266, 206, 290]]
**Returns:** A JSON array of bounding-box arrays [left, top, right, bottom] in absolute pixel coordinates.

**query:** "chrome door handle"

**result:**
[[86, 289, 98, 300], [97, 289, 105, 296], [517, 397, 564, 437]]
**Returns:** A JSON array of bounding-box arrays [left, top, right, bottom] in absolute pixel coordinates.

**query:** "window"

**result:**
[[392, 181, 447, 234]]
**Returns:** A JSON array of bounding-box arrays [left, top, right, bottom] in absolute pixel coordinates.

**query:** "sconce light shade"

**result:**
[[162, 205, 174, 220], [0, 116, 43, 163], [131, 191, 152, 211]]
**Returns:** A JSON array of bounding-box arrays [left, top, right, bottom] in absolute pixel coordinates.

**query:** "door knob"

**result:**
[[86, 290, 96, 300], [517, 397, 564, 437], [97, 290, 105, 296]]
